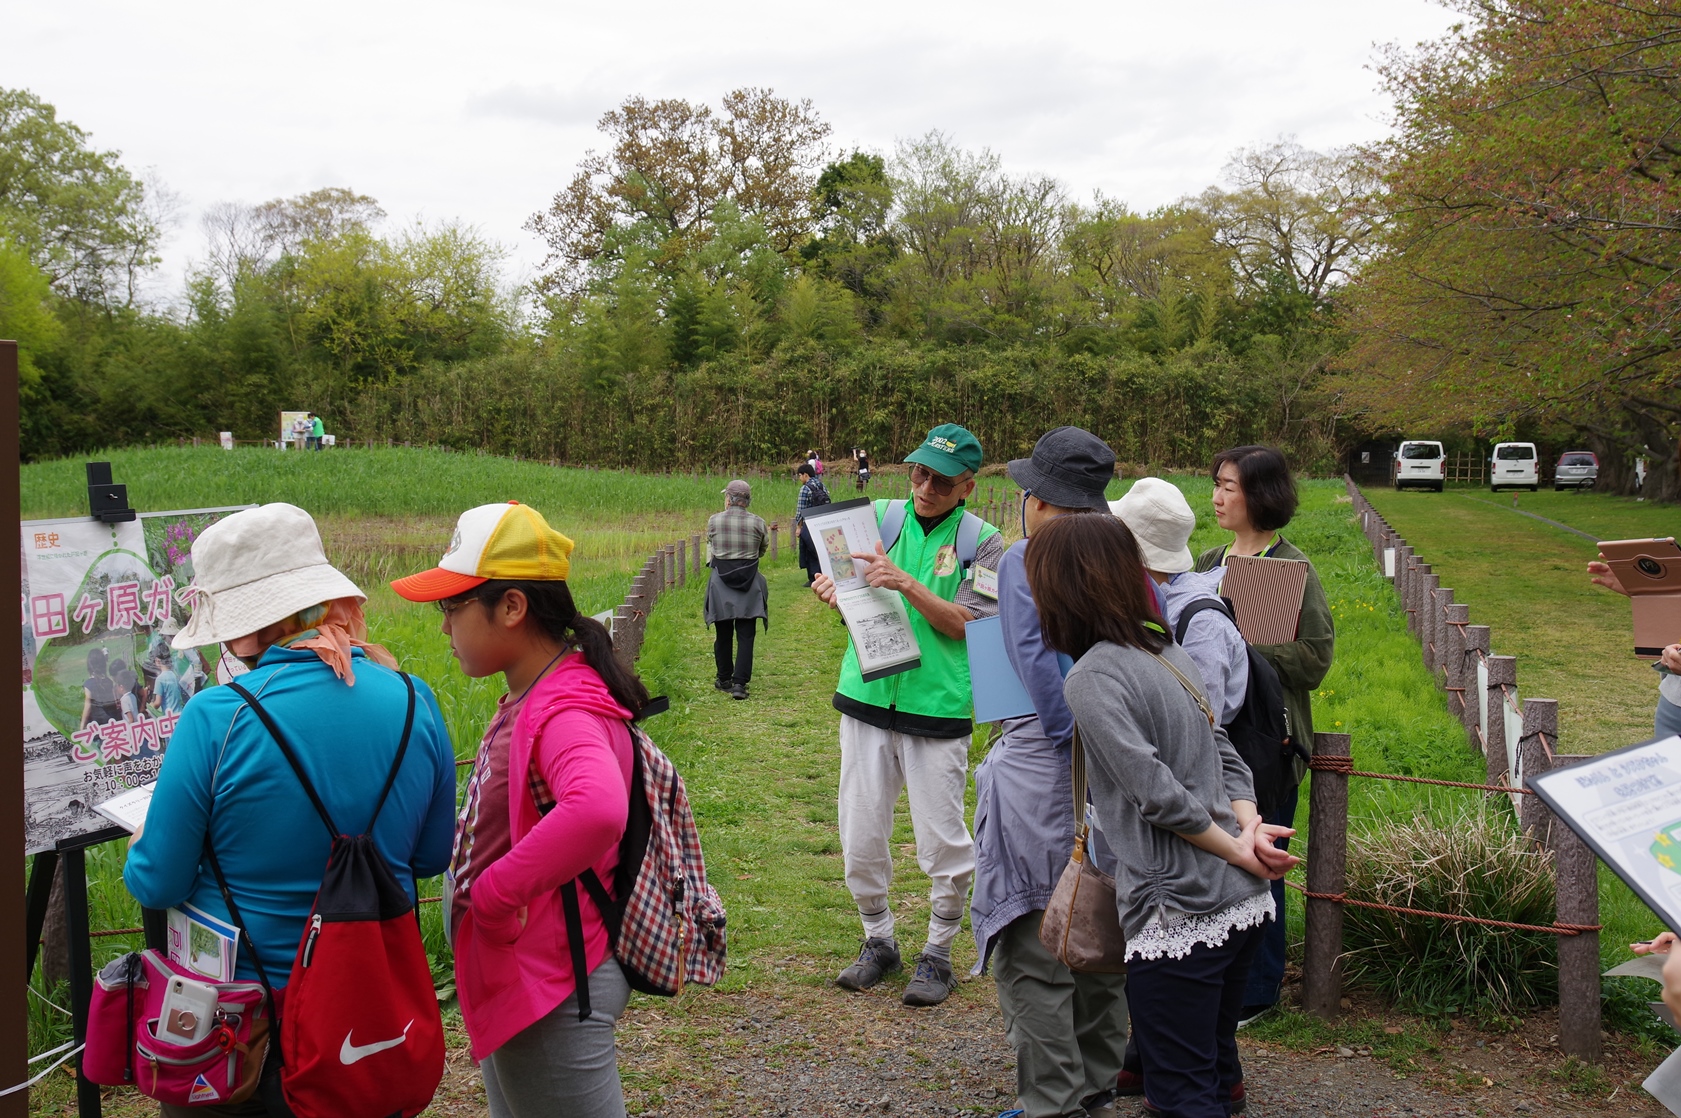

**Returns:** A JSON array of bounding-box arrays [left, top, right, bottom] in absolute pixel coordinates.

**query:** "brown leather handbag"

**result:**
[[1038, 725, 1128, 973]]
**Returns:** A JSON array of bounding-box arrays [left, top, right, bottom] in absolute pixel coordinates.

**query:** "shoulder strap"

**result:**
[[202, 842, 279, 1035], [1174, 597, 1234, 645], [878, 500, 909, 554], [955, 510, 984, 571], [227, 672, 418, 840], [1149, 651, 1217, 728]]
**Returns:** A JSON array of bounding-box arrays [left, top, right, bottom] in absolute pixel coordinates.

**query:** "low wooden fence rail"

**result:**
[[1316, 477, 1601, 1062]]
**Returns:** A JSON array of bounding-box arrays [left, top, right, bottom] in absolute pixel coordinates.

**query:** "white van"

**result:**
[[1394, 440, 1445, 491], [1490, 442, 1539, 492]]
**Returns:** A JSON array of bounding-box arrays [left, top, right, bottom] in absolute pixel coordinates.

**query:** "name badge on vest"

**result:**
[[971, 564, 999, 600]]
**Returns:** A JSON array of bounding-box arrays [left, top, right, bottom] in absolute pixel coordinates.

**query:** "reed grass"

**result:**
[[1340, 802, 1559, 1018]]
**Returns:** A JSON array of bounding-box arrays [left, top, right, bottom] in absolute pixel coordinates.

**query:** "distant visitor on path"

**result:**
[[392, 500, 652, 1118], [706, 480, 769, 700], [794, 462, 830, 587], [971, 425, 1130, 1117], [853, 447, 871, 491], [308, 412, 324, 451], [810, 423, 1004, 1008]]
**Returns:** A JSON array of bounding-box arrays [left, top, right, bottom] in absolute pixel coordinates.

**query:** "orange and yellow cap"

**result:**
[[390, 501, 574, 602]]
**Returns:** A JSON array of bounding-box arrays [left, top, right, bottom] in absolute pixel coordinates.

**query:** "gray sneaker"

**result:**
[[835, 937, 901, 990], [901, 952, 954, 1006]]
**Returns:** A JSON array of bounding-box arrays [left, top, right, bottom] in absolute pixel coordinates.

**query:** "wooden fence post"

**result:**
[[1463, 626, 1490, 746], [665, 545, 677, 589], [1400, 550, 1419, 629], [1517, 698, 1558, 835], [676, 539, 686, 588], [1304, 731, 1352, 1019], [770, 523, 779, 562], [1484, 654, 1517, 788], [1420, 576, 1442, 673], [1545, 752, 1603, 1064], [692, 533, 703, 576], [1440, 601, 1467, 701], [613, 604, 634, 668]]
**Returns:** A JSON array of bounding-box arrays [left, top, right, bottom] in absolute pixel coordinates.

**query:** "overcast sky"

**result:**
[[12, 0, 1459, 303]]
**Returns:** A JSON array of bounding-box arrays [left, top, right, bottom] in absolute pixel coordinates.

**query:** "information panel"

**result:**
[[20, 508, 246, 853]]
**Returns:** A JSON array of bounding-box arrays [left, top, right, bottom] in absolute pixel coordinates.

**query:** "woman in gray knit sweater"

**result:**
[[1025, 513, 1298, 1118]]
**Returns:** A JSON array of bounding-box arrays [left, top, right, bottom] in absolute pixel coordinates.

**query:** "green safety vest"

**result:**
[[835, 500, 999, 721]]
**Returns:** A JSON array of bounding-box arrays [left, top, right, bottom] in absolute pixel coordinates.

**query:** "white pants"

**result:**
[[837, 714, 975, 950]]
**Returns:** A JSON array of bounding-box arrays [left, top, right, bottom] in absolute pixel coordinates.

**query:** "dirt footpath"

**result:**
[[603, 978, 1663, 1117]]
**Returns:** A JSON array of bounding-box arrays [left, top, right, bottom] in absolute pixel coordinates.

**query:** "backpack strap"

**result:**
[[227, 673, 417, 840], [203, 839, 282, 1057], [1173, 597, 1235, 645], [878, 500, 909, 554], [1149, 651, 1217, 729], [547, 719, 646, 1023], [955, 510, 984, 572], [879, 501, 985, 572]]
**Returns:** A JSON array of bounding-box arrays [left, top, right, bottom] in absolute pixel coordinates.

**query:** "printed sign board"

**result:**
[[279, 410, 311, 450], [21, 507, 247, 853], [1530, 735, 1681, 934]]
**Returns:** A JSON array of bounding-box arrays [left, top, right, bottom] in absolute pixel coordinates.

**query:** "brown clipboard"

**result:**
[[1222, 554, 1309, 645], [1598, 538, 1681, 659]]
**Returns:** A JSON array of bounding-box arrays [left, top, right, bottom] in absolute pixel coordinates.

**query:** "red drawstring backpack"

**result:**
[[225, 676, 445, 1118]]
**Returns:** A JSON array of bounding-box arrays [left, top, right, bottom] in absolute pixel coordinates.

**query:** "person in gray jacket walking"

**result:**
[[1024, 513, 1298, 1118], [971, 427, 1129, 1118], [705, 480, 768, 699]]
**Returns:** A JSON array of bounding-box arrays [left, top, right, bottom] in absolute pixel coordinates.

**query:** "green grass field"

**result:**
[[1361, 484, 1676, 754], [1359, 482, 1679, 1028], [17, 448, 1669, 1112]]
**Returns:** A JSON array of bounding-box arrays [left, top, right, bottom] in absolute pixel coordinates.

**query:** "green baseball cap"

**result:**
[[904, 423, 983, 478]]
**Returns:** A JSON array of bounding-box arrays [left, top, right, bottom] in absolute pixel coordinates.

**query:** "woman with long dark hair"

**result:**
[[1024, 513, 1297, 1118], [393, 501, 649, 1118]]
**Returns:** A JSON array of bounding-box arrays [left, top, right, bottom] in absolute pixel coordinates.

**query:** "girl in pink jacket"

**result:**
[[393, 502, 650, 1118]]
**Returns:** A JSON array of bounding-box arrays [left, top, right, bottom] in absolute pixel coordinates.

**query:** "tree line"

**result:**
[[4, 1, 1677, 499]]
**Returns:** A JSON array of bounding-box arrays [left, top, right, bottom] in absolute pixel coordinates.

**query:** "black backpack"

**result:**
[[1174, 598, 1296, 817]]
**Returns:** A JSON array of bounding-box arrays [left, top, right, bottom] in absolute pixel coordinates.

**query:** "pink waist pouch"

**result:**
[[84, 950, 272, 1107]]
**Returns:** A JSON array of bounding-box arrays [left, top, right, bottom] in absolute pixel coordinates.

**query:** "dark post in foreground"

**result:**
[[2, 340, 27, 1117], [1546, 753, 1603, 1063], [1304, 731, 1351, 1019]]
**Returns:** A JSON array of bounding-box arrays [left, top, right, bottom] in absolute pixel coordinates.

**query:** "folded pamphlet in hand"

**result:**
[[93, 782, 156, 833], [801, 498, 922, 681]]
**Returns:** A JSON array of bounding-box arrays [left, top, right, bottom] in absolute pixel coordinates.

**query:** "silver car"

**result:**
[[1554, 451, 1598, 490]]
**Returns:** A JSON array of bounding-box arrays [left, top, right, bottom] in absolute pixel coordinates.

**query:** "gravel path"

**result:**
[[604, 978, 1662, 1117]]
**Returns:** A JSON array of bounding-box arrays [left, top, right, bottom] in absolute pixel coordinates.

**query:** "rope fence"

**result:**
[[1315, 478, 1601, 1063]]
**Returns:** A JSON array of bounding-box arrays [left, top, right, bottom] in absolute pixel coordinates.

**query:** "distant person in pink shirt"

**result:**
[[393, 501, 650, 1118]]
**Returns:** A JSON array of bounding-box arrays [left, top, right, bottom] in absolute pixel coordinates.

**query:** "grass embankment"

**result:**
[[1360, 484, 1677, 1040], [1362, 485, 1676, 753]]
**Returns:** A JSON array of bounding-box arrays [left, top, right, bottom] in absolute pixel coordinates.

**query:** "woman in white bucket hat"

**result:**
[[125, 503, 458, 1118]]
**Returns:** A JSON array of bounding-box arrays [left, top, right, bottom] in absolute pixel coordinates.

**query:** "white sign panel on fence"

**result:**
[[21, 508, 246, 854], [1529, 735, 1681, 935], [1506, 699, 1526, 813], [1477, 659, 1489, 744], [1384, 548, 1396, 578]]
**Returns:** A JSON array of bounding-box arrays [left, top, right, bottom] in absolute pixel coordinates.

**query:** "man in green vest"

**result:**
[[811, 423, 1004, 1007]]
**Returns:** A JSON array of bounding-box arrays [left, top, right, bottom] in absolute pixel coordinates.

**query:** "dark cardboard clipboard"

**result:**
[[1527, 733, 1681, 935]]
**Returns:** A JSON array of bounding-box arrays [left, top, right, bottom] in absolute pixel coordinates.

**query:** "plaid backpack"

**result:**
[[552, 715, 727, 1018]]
